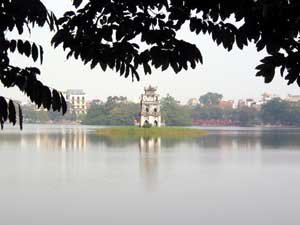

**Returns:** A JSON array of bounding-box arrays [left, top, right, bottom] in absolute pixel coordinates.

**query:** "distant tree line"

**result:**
[[22, 104, 76, 124], [82, 96, 140, 126], [192, 94, 300, 126], [22, 93, 300, 127]]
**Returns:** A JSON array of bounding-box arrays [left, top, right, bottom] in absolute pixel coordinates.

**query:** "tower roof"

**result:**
[[144, 85, 157, 92]]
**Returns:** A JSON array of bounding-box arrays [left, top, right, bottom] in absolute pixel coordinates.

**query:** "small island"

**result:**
[[96, 87, 207, 137], [96, 126, 208, 137]]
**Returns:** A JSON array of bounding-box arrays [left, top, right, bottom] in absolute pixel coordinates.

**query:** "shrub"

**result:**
[[142, 123, 152, 128]]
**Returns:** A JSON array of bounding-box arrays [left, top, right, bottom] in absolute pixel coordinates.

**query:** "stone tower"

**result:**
[[140, 86, 161, 127]]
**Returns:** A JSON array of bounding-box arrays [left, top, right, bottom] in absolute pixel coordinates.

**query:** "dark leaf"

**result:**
[[264, 70, 275, 83], [0, 97, 8, 122], [297, 77, 300, 87], [42, 86, 52, 110], [39, 46, 44, 64], [120, 62, 125, 76], [285, 71, 298, 85], [24, 41, 31, 57], [91, 59, 98, 69], [99, 60, 107, 71], [9, 40, 17, 52], [8, 100, 16, 125], [60, 93, 67, 115], [51, 29, 67, 48], [17, 40, 24, 55], [125, 65, 130, 78], [32, 43, 39, 62], [19, 104, 23, 130], [52, 89, 61, 112], [143, 62, 151, 75], [73, 0, 83, 8], [280, 66, 285, 77]]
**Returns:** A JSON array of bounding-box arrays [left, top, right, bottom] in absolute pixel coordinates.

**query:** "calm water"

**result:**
[[1, 125, 300, 225]]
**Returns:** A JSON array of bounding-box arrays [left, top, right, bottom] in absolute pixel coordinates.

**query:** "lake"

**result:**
[[1, 124, 300, 225]]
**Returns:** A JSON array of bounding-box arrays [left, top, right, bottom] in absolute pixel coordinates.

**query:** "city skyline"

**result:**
[[20, 87, 296, 107]]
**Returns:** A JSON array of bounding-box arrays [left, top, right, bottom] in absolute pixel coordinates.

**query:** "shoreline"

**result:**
[[20, 122, 300, 129]]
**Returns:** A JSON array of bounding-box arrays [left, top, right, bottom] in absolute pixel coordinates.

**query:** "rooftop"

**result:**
[[144, 85, 157, 92], [66, 89, 85, 95]]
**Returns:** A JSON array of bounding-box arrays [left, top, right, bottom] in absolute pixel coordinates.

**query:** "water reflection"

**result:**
[[33, 128, 87, 151], [139, 137, 161, 153], [0, 126, 88, 151], [139, 137, 161, 190], [1, 126, 300, 152]]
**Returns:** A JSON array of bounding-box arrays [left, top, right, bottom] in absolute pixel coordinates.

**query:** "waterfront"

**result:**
[[1, 125, 300, 225]]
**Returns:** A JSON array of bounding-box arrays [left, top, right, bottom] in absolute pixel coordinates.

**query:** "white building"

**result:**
[[65, 89, 87, 114], [187, 98, 199, 106], [286, 94, 300, 103], [140, 86, 161, 127], [261, 92, 277, 104]]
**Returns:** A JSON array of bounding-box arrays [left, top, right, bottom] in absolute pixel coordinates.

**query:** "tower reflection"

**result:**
[[139, 137, 161, 190]]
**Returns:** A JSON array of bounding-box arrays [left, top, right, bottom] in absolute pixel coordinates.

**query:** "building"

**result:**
[[86, 99, 103, 109], [245, 98, 256, 107], [65, 89, 87, 114], [286, 94, 300, 103], [219, 100, 234, 109], [140, 86, 161, 127], [261, 92, 277, 104], [237, 99, 247, 108], [187, 98, 199, 106]]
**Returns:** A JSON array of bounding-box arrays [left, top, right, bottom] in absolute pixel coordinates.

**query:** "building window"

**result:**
[[154, 108, 157, 113], [146, 107, 149, 112]]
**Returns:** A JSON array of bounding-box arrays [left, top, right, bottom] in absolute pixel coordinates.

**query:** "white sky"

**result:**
[[1, 0, 299, 104]]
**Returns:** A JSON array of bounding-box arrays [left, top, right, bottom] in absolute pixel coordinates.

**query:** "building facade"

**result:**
[[65, 89, 87, 114], [286, 94, 300, 103], [187, 98, 199, 106], [140, 86, 161, 127], [219, 100, 234, 109]]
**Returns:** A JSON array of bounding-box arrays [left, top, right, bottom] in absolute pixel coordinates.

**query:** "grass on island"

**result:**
[[96, 126, 208, 137]]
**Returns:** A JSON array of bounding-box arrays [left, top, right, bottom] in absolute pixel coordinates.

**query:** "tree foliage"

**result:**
[[21, 104, 76, 123], [192, 105, 224, 120], [82, 96, 140, 125], [0, 0, 67, 129], [260, 98, 300, 125], [232, 106, 258, 126], [161, 94, 192, 126], [54, 0, 300, 86], [199, 92, 223, 106]]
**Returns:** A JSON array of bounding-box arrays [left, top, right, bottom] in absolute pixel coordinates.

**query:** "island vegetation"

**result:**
[[96, 126, 208, 137]]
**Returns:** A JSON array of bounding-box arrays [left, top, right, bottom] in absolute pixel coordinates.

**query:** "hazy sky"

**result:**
[[1, 0, 299, 103]]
